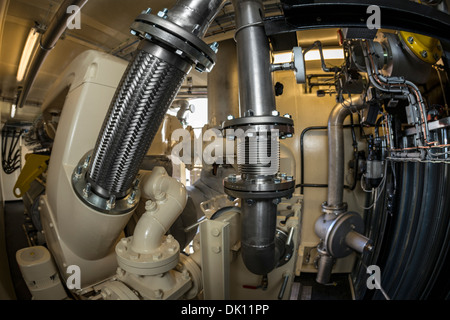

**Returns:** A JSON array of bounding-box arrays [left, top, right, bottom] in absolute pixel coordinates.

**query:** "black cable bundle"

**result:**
[[1, 125, 23, 174]]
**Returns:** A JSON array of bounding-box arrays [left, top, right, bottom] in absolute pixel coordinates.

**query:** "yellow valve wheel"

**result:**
[[399, 31, 443, 64], [13, 154, 50, 198]]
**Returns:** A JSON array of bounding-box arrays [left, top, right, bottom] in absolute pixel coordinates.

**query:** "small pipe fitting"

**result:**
[[130, 167, 187, 254]]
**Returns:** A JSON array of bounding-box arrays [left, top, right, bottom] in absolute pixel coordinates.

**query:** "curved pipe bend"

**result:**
[[130, 167, 187, 253], [327, 96, 367, 208], [316, 96, 368, 285]]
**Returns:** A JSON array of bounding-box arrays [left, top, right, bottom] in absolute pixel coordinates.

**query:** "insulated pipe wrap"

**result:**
[[87, 48, 186, 198]]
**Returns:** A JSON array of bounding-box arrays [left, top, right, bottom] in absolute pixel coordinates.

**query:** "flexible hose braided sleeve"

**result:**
[[87, 49, 186, 198]]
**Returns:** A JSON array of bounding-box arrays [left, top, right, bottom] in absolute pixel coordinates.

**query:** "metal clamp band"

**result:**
[[321, 201, 348, 215], [72, 151, 139, 215]]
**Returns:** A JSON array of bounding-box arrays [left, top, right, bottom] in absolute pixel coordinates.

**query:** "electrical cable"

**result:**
[[299, 124, 362, 194], [302, 41, 342, 73], [1, 125, 23, 174]]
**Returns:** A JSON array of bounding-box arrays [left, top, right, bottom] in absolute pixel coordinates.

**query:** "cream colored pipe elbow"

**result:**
[[130, 167, 187, 254]]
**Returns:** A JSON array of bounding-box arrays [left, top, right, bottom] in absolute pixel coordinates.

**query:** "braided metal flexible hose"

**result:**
[[87, 49, 186, 198], [84, 1, 226, 201]]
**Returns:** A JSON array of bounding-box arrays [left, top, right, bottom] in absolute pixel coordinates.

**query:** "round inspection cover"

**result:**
[[326, 212, 364, 258]]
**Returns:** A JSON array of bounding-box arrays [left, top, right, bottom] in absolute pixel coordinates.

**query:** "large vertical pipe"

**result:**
[[233, 0, 275, 116], [231, 0, 282, 275]]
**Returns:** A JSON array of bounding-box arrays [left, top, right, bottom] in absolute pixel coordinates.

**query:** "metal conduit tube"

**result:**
[[240, 199, 281, 275], [326, 96, 366, 209], [17, 0, 88, 108], [87, 45, 189, 199], [85, 0, 226, 201]]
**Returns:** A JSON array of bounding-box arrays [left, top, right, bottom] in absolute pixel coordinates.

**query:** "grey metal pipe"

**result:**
[[232, 0, 275, 116], [241, 199, 281, 275], [229, 0, 287, 276], [327, 96, 366, 208], [17, 0, 88, 108], [345, 230, 373, 253], [167, 0, 227, 38], [316, 247, 334, 285]]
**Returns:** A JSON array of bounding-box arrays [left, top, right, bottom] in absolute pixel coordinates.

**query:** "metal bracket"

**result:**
[[200, 218, 231, 300]]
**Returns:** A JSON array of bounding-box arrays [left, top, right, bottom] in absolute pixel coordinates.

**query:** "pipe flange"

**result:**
[[115, 235, 180, 276], [321, 202, 348, 215], [223, 116, 294, 140], [179, 254, 202, 300], [325, 212, 364, 258], [130, 13, 216, 72], [224, 187, 295, 201], [72, 151, 139, 215], [223, 115, 294, 126], [224, 175, 295, 196]]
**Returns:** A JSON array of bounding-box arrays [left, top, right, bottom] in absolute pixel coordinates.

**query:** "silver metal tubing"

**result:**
[[17, 0, 88, 108], [315, 245, 334, 285], [327, 96, 366, 208], [237, 131, 280, 177], [224, 0, 295, 276], [241, 199, 281, 275], [166, 0, 227, 37], [345, 230, 373, 254], [232, 0, 275, 116]]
